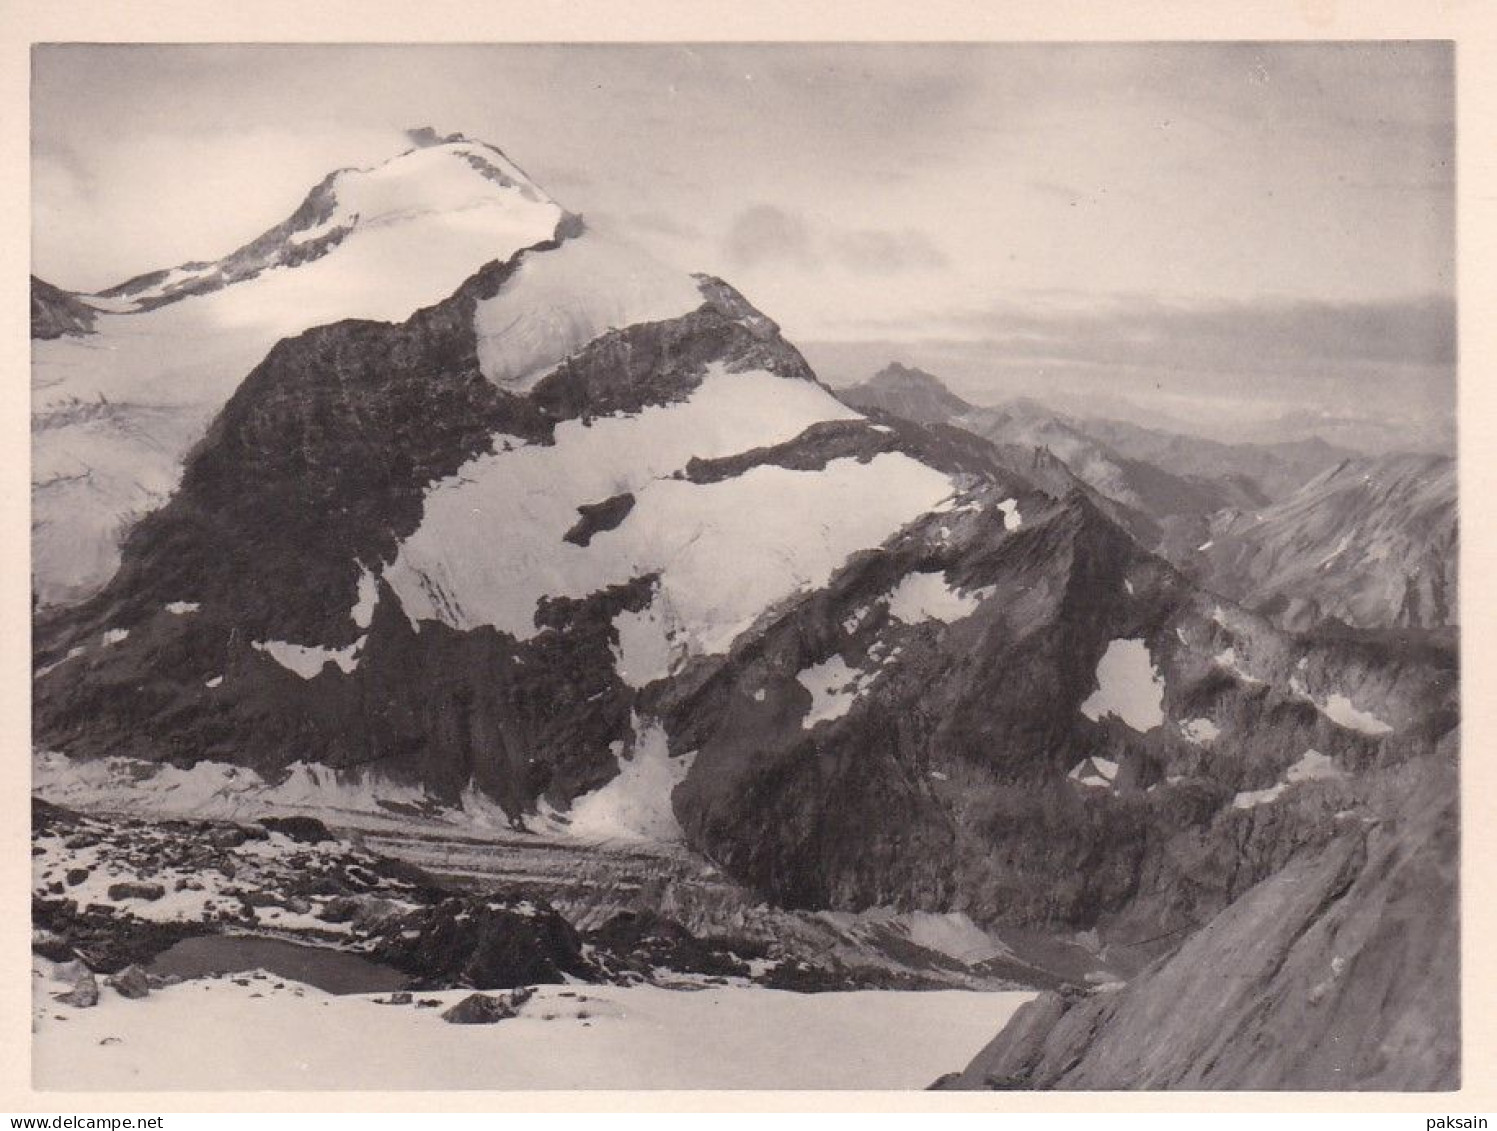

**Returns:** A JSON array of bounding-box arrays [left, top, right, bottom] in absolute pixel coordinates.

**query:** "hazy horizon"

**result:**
[[32, 43, 1455, 450]]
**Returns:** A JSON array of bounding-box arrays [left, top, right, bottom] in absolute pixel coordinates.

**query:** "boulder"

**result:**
[[440, 989, 531, 1025], [56, 969, 99, 1008], [106, 965, 151, 1000], [316, 895, 361, 923], [107, 881, 166, 902]]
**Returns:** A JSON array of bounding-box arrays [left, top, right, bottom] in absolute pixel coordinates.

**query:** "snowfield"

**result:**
[[31, 961, 1033, 1091], [386, 367, 957, 663]]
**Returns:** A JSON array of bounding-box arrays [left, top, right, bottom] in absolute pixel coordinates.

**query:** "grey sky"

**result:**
[[32, 43, 1455, 444]]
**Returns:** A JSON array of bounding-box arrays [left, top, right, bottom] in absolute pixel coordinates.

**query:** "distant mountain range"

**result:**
[[838, 362, 1455, 634]]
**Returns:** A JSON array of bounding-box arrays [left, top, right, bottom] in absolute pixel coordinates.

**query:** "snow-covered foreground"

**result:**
[[33, 966, 1032, 1091]]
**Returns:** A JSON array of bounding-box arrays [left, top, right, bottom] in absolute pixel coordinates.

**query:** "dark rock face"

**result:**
[[31, 276, 96, 339], [942, 756, 1458, 1090]]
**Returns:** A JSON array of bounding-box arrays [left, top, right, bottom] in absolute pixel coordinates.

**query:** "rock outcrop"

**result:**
[[30, 276, 96, 339], [1173, 453, 1458, 632], [941, 752, 1458, 1090]]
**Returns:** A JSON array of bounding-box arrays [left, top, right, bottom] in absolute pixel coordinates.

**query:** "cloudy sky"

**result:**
[[32, 43, 1454, 447]]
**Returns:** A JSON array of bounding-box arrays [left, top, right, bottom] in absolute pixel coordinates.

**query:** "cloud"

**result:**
[[838, 291, 1454, 372], [723, 205, 815, 268], [722, 204, 947, 276], [826, 228, 948, 275]]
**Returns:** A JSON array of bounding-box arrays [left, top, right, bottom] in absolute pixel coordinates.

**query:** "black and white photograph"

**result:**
[[24, 36, 1466, 1096]]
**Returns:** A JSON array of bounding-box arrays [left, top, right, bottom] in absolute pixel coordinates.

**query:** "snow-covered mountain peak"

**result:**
[[94, 135, 569, 312], [315, 137, 556, 232], [32, 133, 578, 606]]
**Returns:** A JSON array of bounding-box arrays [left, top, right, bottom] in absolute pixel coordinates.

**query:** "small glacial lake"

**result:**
[[148, 934, 408, 995]]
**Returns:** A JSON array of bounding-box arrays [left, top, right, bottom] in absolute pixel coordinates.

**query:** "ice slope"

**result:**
[[474, 230, 707, 391], [33, 141, 566, 605], [385, 366, 958, 665]]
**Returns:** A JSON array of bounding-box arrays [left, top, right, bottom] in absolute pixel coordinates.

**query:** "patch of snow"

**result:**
[[1123, 579, 1134, 596], [1197, 540, 1214, 551], [903, 912, 1009, 965], [350, 566, 379, 630], [752, 688, 767, 703], [205, 675, 224, 688], [1080, 639, 1164, 732], [929, 770, 948, 781], [1232, 749, 1347, 810], [565, 717, 694, 843], [842, 605, 871, 634], [1232, 783, 1286, 810], [253, 637, 363, 678], [884, 570, 993, 625], [165, 601, 200, 615], [997, 498, 1022, 531], [35, 646, 86, 679], [1068, 757, 1120, 790], [1179, 717, 1221, 745], [101, 628, 129, 646], [1285, 748, 1345, 783], [797, 655, 876, 728], [870, 424, 895, 434], [1213, 646, 1263, 685], [609, 591, 682, 690], [1320, 693, 1394, 736]]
